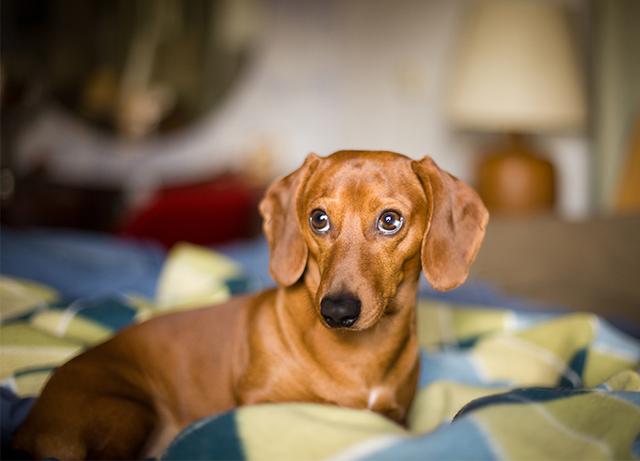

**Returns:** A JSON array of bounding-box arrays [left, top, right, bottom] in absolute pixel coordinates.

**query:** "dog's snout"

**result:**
[[320, 294, 361, 328]]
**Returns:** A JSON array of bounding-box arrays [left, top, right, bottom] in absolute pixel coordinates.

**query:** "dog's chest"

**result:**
[[237, 355, 400, 410]]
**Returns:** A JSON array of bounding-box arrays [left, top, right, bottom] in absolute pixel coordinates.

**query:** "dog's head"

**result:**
[[260, 151, 488, 330]]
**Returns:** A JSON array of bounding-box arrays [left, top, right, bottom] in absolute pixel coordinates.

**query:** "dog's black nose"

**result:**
[[320, 294, 361, 328]]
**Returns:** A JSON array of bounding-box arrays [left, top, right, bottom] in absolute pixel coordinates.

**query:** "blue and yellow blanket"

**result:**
[[1, 244, 639, 460]]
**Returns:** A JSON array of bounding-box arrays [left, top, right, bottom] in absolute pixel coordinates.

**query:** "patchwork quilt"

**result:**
[[1, 243, 639, 460]]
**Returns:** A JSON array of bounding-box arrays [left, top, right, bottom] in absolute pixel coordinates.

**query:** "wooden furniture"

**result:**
[[471, 214, 640, 329]]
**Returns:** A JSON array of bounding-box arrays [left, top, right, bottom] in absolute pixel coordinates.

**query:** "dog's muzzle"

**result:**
[[320, 294, 361, 328]]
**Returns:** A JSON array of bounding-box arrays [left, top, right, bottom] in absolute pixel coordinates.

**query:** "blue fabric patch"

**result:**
[[49, 296, 137, 331], [0, 387, 36, 458], [632, 432, 640, 459], [71, 297, 137, 331], [594, 319, 640, 358], [559, 348, 587, 388], [419, 349, 490, 388], [224, 277, 253, 295], [456, 336, 480, 349], [363, 417, 496, 461], [607, 391, 640, 406], [162, 411, 244, 461], [0, 228, 165, 299], [215, 237, 274, 290]]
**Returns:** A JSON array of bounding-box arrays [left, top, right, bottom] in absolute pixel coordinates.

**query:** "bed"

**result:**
[[1, 226, 639, 460]]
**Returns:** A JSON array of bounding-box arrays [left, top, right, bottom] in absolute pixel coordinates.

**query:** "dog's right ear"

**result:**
[[259, 154, 320, 287]]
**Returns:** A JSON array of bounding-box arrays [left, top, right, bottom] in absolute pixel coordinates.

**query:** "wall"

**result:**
[[16, 0, 592, 217], [203, 0, 592, 217]]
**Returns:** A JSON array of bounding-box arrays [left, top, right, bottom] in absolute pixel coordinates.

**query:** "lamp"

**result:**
[[448, 0, 586, 214]]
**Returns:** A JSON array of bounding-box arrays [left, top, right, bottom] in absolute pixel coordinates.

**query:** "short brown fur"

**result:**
[[13, 150, 488, 459]]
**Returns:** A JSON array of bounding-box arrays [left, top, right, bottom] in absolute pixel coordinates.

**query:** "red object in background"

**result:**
[[120, 175, 263, 248]]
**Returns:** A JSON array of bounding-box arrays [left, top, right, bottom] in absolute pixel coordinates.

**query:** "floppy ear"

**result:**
[[259, 154, 320, 286], [411, 157, 489, 291]]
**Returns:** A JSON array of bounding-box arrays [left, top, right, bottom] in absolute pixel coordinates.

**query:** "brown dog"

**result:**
[[13, 150, 488, 459]]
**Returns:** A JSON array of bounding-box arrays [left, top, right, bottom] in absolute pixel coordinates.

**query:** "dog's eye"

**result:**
[[309, 209, 331, 234], [377, 210, 404, 235]]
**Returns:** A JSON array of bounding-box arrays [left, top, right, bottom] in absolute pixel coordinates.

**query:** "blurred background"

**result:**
[[1, 0, 639, 326]]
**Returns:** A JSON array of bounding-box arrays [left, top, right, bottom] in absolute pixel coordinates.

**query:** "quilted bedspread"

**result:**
[[1, 243, 639, 460]]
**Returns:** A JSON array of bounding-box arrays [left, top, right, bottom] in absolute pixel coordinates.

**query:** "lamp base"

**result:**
[[477, 134, 555, 214]]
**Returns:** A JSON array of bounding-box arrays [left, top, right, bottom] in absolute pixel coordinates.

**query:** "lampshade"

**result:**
[[448, 0, 586, 132]]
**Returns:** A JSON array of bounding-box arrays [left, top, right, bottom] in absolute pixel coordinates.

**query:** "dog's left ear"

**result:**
[[412, 157, 489, 291], [259, 153, 320, 286]]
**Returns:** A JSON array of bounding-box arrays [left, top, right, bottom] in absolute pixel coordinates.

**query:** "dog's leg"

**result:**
[[14, 392, 156, 460], [13, 355, 157, 461], [84, 395, 156, 459], [138, 409, 182, 459]]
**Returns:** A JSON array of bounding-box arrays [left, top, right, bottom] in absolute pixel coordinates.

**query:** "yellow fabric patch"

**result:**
[[544, 393, 640, 458], [0, 276, 59, 323], [472, 314, 596, 386], [475, 393, 640, 460], [517, 313, 595, 363], [13, 368, 53, 397], [472, 335, 568, 386], [237, 403, 406, 460], [0, 323, 81, 387], [417, 302, 454, 349], [30, 310, 112, 345], [417, 301, 510, 350], [155, 242, 239, 310], [602, 369, 640, 391], [583, 348, 638, 388], [408, 380, 508, 434], [0, 346, 77, 382], [451, 307, 510, 342], [0, 322, 79, 348]]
